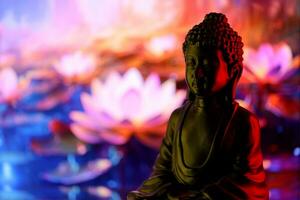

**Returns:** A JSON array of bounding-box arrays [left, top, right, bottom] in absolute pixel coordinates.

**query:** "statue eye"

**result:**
[[203, 59, 209, 65], [201, 58, 218, 68], [186, 57, 197, 67]]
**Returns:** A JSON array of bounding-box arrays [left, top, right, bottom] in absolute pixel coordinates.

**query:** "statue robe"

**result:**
[[128, 101, 269, 200]]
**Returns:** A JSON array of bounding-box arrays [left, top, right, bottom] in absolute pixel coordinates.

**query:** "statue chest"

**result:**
[[180, 109, 223, 168]]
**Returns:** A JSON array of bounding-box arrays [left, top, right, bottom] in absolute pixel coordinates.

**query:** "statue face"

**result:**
[[185, 44, 230, 96]]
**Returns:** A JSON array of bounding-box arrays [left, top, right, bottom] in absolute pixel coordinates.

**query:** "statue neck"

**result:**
[[192, 92, 233, 111]]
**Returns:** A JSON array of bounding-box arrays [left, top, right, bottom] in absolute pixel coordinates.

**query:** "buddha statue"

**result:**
[[128, 12, 268, 200]]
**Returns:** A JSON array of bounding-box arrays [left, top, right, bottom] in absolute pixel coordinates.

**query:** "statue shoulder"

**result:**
[[168, 104, 187, 129], [235, 105, 261, 137], [236, 106, 259, 125]]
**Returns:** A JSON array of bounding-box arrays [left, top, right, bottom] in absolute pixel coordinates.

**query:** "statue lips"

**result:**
[[195, 68, 208, 91], [196, 68, 204, 78]]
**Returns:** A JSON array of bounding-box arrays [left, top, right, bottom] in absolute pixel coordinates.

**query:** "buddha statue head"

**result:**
[[183, 12, 243, 102]]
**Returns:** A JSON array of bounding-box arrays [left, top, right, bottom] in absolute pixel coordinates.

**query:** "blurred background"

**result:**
[[0, 0, 299, 199]]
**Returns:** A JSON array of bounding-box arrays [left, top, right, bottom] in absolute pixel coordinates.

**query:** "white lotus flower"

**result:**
[[70, 68, 185, 148], [54, 51, 96, 83], [243, 43, 293, 83], [0, 68, 26, 103]]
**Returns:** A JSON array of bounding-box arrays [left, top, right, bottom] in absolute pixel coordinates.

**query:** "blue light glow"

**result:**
[[67, 186, 80, 200], [107, 180, 119, 188], [293, 147, 300, 157], [268, 159, 281, 172], [67, 154, 80, 173], [111, 192, 121, 200], [0, 132, 3, 147], [108, 146, 122, 166], [269, 188, 281, 199], [2, 162, 13, 181]]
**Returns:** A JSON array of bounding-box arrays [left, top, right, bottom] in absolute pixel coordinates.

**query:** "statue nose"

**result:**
[[196, 67, 204, 78]]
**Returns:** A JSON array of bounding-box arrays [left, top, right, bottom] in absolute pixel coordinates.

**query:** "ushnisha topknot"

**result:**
[[183, 12, 244, 79]]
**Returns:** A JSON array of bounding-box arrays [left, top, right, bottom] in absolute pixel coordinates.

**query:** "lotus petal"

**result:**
[[80, 93, 102, 115], [42, 158, 112, 185], [76, 95, 116, 128], [70, 111, 102, 130], [120, 88, 142, 122], [99, 72, 123, 121], [143, 73, 161, 96], [120, 68, 144, 93], [139, 73, 163, 121], [270, 43, 293, 77], [90, 79, 103, 102], [99, 131, 130, 145], [70, 124, 103, 144], [166, 90, 186, 114], [159, 79, 176, 110], [0, 68, 18, 101]]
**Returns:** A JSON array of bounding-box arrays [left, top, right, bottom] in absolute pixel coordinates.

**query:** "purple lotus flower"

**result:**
[[70, 68, 185, 148], [243, 43, 293, 83], [240, 43, 299, 121]]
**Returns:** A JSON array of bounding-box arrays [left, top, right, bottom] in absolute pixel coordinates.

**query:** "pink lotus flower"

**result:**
[[54, 51, 96, 83], [0, 68, 27, 104], [70, 68, 185, 148], [243, 43, 293, 83]]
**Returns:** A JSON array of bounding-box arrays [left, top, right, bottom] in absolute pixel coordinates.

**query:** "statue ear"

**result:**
[[227, 64, 240, 99], [229, 64, 239, 80]]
